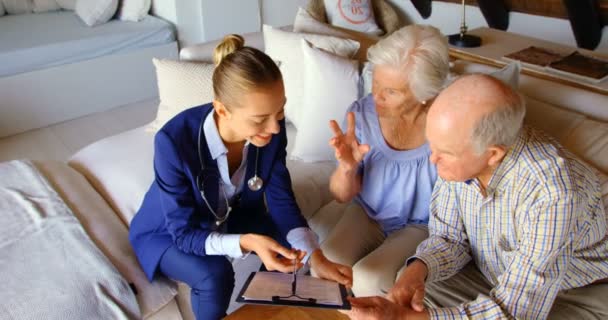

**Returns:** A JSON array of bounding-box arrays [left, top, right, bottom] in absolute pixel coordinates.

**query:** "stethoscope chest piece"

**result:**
[[247, 175, 263, 191]]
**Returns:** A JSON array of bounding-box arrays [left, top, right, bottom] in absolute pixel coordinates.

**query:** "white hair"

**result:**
[[367, 24, 449, 103], [471, 88, 526, 154]]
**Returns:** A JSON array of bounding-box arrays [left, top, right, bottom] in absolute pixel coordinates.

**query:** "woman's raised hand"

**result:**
[[329, 112, 370, 171], [239, 234, 305, 273]]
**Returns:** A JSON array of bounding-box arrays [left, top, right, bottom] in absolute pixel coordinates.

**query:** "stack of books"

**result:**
[[503, 46, 608, 84]]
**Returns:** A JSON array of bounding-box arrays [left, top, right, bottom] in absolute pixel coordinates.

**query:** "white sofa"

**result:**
[[0, 10, 178, 137], [58, 31, 608, 319]]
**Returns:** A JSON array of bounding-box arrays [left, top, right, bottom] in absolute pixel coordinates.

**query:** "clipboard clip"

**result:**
[[271, 259, 317, 304], [271, 295, 317, 304]]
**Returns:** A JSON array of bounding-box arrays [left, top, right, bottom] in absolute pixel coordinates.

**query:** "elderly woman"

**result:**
[[322, 24, 449, 296]]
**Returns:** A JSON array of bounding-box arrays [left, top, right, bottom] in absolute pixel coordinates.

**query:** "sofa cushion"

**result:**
[[263, 24, 360, 129], [116, 0, 151, 22], [322, 0, 383, 35], [148, 58, 215, 132], [307, 0, 401, 35], [290, 39, 359, 162], [75, 0, 118, 27], [69, 127, 155, 226], [293, 6, 378, 62], [68, 122, 337, 227]]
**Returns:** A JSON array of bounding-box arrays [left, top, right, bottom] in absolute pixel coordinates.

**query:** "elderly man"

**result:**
[[345, 74, 608, 320]]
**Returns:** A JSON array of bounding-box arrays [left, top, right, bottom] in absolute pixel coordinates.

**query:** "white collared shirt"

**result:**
[[202, 111, 319, 260]]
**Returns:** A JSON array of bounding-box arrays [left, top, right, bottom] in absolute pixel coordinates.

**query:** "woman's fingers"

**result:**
[[346, 112, 356, 136], [329, 120, 344, 137], [269, 242, 297, 260], [335, 265, 353, 286]]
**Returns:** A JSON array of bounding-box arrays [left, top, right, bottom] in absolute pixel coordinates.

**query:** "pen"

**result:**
[[291, 257, 297, 295]]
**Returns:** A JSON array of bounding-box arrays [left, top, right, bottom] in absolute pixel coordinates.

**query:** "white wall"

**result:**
[[200, 0, 261, 42], [261, 0, 308, 27], [150, 0, 177, 23]]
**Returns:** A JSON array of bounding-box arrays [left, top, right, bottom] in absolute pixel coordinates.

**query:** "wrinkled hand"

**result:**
[[309, 249, 353, 287], [342, 296, 407, 320], [239, 234, 305, 273], [387, 260, 428, 312], [329, 112, 370, 171]]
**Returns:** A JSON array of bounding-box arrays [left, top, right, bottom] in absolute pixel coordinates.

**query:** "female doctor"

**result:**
[[129, 34, 352, 320]]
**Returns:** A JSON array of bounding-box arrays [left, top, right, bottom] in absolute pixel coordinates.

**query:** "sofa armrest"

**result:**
[[179, 26, 293, 62], [179, 31, 265, 62]]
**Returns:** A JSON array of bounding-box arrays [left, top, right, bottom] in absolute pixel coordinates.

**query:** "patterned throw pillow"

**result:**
[[147, 58, 215, 132], [323, 0, 383, 35]]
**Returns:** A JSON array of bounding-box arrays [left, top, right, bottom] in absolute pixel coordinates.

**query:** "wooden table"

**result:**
[[225, 304, 350, 320], [448, 27, 608, 95]]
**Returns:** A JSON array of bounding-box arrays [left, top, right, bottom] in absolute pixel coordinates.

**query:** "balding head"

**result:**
[[426, 74, 526, 182], [430, 74, 525, 153]]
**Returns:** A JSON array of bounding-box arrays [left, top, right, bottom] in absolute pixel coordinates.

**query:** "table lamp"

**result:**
[[448, 0, 482, 47]]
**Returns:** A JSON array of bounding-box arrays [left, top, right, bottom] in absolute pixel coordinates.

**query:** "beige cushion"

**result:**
[[147, 58, 215, 132], [35, 161, 177, 319], [75, 0, 118, 27], [561, 118, 608, 174], [525, 96, 608, 175], [0, 1, 4, 16], [69, 127, 155, 226], [307, 0, 402, 35], [293, 6, 378, 62], [322, 0, 382, 35], [263, 24, 359, 129], [290, 39, 359, 162]]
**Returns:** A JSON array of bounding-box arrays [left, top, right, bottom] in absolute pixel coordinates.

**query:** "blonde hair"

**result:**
[[367, 25, 449, 103], [212, 34, 282, 109]]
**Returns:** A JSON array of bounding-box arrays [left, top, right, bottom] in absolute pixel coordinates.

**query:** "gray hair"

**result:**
[[471, 88, 526, 154], [367, 24, 449, 103]]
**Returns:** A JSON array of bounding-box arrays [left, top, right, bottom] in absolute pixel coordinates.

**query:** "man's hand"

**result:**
[[342, 296, 430, 320], [387, 259, 428, 312], [239, 234, 305, 273], [309, 249, 353, 287]]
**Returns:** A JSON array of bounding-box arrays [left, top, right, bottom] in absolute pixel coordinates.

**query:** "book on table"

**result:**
[[502, 46, 608, 84]]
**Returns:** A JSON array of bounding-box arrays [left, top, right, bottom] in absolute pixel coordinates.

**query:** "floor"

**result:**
[[0, 98, 158, 162]]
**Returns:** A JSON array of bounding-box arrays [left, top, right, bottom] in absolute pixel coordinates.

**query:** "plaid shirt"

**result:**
[[413, 127, 608, 319]]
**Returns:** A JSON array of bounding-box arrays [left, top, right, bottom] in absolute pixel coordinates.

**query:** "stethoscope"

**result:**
[[196, 116, 264, 226]]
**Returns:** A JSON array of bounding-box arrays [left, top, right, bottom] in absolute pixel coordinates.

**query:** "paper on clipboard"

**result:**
[[241, 271, 344, 306]]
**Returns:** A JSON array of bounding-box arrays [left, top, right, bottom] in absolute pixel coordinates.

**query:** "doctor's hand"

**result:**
[[239, 234, 305, 273], [329, 112, 370, 171], [309, 249, 353, 287], [387, 259, 428, 311]]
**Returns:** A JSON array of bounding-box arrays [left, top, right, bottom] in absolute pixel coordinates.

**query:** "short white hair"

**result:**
[[367, 24, 449, 103], [471, 87, 526, 154]]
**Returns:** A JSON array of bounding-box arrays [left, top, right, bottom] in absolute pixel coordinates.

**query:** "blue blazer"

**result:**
[[129, 104, 308, 280]]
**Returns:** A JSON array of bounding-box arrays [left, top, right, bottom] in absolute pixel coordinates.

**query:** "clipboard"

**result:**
[[236, 271, 352, 310]]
